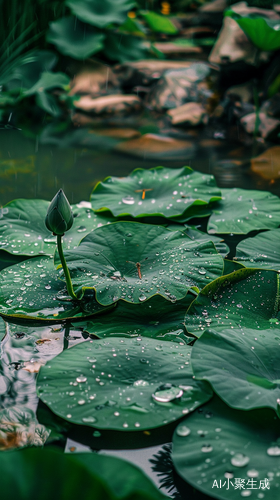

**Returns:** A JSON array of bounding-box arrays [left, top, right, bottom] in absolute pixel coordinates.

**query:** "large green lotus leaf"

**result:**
[[0, 199, 113, 257], [47, 17, 105, 59], [102, 32, 148, 63], [168, 225, 230, 257], [172, 397, 280, 500], [66, 0, 135, 28], [0, 448, 167, 500], [0, 257, 110, 322], [57, 222, 224, 305], [140, 11, 178, 34], [184, 268, 280, 337], [225, 10, 280, 51], [37, 337, 213, 430], [192, 327, 280, 414], [24, 71, 70, 96], [207, 188, 280, 234], [90, 167, 221, 220], [235, 229, 280, 270], [76, 293, 195, 341]]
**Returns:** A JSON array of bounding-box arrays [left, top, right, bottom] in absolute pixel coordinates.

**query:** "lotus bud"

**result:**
[[45, 189, 73, 236]]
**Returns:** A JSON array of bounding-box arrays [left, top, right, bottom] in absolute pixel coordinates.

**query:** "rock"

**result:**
[[73, 94, 142, 116], [95, 128, 141, 139], [167, 102, 208, 126], [226, 82, 254, 104], [240, 112, 280, 139], [114, 60, 193, 88], [152, 42, 202, 56], [114, 133, 195, 160], [70, 62, 119, 97], [261, 93, 280, 118], [147, 63, 213, 112], [199, 0, 227, 12], [251, 146, 280, 180], [209, 1, 280, 65]]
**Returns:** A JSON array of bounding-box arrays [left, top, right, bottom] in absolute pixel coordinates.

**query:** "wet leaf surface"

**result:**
[[207, 188, 280, 235], [57, 221, 224, 306], [76, 293, 195, 341], [37, 337, 213, 430], [192, 327, 280, 413], [0, 257, 110, 322], [90, 166, 221, 219], [235, 229, 280, 271], [172, 397, 280, 500], [184, 269, 280, 337], [0, 199, 113, 257]]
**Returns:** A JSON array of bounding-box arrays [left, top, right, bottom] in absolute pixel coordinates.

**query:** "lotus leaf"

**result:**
[[207, 187, 280, 234], [0, 199, 112, 257], [140, 11, 178, 34], [103, 32, 148, 63], [184, 268, 280, 337], [225, 10, 280, 51], [90, 167, 221, 219], [235, 229, 280, 270], [172, 397, 280, 500], [47, 17, 105, 59], [0, 257, 110, 322], [76, 293, 195, 341], [66, 0, 135, 28], [56, 221, 224, 305], [37, 337, 213, 430], [192, 327, 280, 414], [0, 447, 167, 500]]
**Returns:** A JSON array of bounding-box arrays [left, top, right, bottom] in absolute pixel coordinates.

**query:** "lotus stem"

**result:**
[[57, 235, 78, 300]]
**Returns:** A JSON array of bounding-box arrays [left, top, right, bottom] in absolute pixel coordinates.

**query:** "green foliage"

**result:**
[[90, 166, 221, 220], [3, 166, 280, 499], [172, 397, 280, 500], [37, 337, 212, 430], [225, 10, 280, 51], [0, 448, 167, 500], [140, 11, 178, 34], [66, 0, 136, 28]]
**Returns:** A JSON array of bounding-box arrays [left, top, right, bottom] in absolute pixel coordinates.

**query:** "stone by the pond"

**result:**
[[199, 0, 227, 13], [261, 93, 280, 119], [114, 133, 195, 160], [148, 63, 212, 112], [69, 62, 119, 97], [240, 112, 280, 140], [251, 146, 280, 180], [226, 82, 253, 104], [95, 128, 141, 139], [167, 102, 208, 126], [153, 42, 202, 56], [209, 1, 279, 65], [73, 94, 142, 116], [114, 60, 193, 88]]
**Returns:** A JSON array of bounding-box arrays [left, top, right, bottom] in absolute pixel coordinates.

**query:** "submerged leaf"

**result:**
[[235, 229, 280, 270]]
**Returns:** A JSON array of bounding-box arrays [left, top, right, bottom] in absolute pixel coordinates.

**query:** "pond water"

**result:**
[[0, 124, 279, 500]]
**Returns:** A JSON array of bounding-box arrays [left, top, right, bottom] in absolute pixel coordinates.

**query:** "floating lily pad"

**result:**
[[235, 229, 280, 270], [0, 447, 167, 500], [207, 188, 280, 234], [184, 268, 280, 337], [76, 293, 195, 341], [37, 337, 212, 430], [90, 167, 221, 220], [66, 0, 135, 28], [167, 225, 229, 257], [192, 327, 280, 414], [0, 199, 112, 257], [0, 257, 110, 322], [172, 397, 280, 500], [57, 221, 224, 305]]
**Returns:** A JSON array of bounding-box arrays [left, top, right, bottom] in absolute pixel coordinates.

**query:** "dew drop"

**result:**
[[267, 446, 280, 456], [231, 453, 250, 467], [201, 445, 213, 453], [77, 226, 87, 232], [78, 399, 86, 405], [152, 383, 183, 403], [76, 376, 87, 383], [82, 416, 96, 423], [122, 196, 135, 205], [133, 380, 149, 387], [139, 294, 147, 302], [176, 425, 191, 437]]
